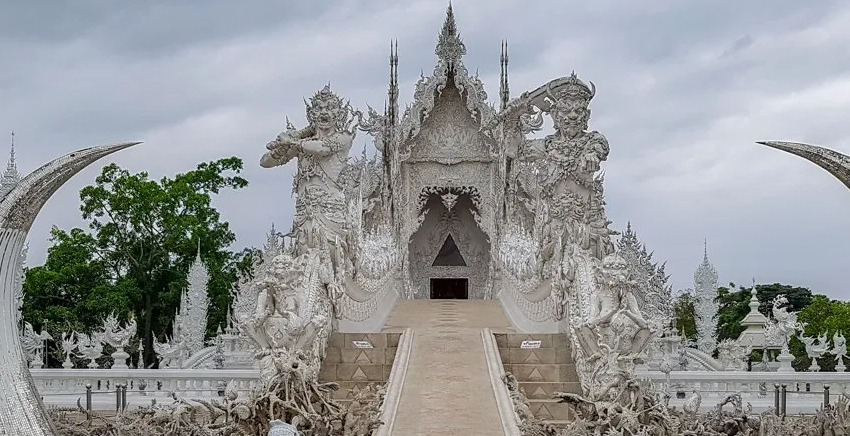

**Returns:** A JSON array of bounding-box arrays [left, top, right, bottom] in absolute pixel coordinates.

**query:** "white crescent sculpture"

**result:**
[[0, 141, 139, 435], [758, 140, 850, 191]]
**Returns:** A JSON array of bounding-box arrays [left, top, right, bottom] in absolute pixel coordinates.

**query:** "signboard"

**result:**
[[520, 340, 542, 349], [352, 341, 373, 349]]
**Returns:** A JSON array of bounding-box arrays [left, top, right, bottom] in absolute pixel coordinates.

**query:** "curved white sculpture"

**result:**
[[0, 141, 138, 435], [758, 140, 850, 190]]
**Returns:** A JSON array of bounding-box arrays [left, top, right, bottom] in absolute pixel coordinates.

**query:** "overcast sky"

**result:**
[[2, 1, 850, 299]]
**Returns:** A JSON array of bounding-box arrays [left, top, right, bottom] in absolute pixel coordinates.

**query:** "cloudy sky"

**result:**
[[2, 1, 850, 299]]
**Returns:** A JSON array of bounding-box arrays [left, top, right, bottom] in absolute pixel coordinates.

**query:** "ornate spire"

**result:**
[[500, 40, 510, 110], [693, 242, 719, 354], [388, 40, 399, 127], [0, 131, 21, 199], [174, 244, 210, 354], [435, 2, 466, 67]]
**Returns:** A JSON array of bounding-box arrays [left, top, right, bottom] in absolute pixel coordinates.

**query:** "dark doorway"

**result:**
[[430, 278, 469, 299]]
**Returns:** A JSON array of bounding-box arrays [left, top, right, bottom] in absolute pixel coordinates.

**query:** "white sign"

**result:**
[[352, 341, 373, 349], [520, 340, 542, 349]]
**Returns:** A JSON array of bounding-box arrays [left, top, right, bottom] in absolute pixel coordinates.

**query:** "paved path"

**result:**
[[382, 300, 515, 436]]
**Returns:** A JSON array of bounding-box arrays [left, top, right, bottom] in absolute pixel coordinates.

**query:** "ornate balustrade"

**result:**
[[637, 369, 850, 413], [31, 368, 260, 399]]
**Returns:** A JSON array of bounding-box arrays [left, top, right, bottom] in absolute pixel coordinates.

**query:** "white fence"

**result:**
[[636, 370, 850, 414], [32, 367, 850, 414], [32, 368, 261, 410]]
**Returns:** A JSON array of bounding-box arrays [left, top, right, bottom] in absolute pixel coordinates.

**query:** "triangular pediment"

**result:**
[[432, 234, 467, 266]]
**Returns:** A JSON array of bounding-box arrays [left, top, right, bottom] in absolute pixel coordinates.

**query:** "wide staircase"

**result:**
[[320, 300, 581, 434], [381, 300, 515, 435]]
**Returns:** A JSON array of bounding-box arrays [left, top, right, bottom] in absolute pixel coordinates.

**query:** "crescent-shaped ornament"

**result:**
[[758, 141, 850, 191], [0, 141, 139, 435]]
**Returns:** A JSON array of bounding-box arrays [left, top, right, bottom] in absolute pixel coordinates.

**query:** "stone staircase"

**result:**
[[494, 333, 581, 424], [379, 300, 516, 435], [319, 332, 401, 403]]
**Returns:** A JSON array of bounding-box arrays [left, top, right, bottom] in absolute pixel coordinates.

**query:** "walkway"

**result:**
[[382, 300, 515, 435]]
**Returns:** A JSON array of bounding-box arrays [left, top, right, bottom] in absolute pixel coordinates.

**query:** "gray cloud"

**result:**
[[3, 0, 850, 299]]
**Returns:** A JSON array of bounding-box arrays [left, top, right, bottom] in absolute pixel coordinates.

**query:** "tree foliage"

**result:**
[[672, 290, 697, 340], [715, 282, 812, 342], [791, 295, 850, 371], [22, 228, 132, 335], [23, 158, 248, 367]]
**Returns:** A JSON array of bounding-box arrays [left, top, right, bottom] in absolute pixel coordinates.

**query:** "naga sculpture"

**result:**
[[0, 141, 139, 436]]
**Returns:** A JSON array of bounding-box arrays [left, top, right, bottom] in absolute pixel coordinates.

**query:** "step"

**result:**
[[518, 381, 582, 399], [323, 381, 383, 401], [527, 398, 574, 421], [493, 333, 572, 351], [503, 363, 579, 383], [323, 346, 398, 365], [499, 347, 573, 365]]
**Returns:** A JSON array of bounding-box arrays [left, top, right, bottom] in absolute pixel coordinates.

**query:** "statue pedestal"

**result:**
[[111, 348, 130, 370], [776, 350, 795, 373], [808, 358, 821, 372]]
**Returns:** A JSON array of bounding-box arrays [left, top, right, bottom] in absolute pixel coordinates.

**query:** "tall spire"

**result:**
[[693, 242, 719, 354], [435, 2, 466, 68], [1, 131, 21, 199], [388, 40, 399, 127], [500, 40, 510, 110]]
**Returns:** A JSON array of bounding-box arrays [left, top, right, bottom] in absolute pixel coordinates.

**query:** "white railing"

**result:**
[[636, 370, 850, 413], [31, 368, 261, 409]]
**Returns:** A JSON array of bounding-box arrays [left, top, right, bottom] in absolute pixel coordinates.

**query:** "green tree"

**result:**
[[792, 295, 850, 371], [22, 228, 134, 367], [715, 282, 813, 342], [672, 290, 697, 340], [22, 158, 249, 367], [79, 158, 248, 366]]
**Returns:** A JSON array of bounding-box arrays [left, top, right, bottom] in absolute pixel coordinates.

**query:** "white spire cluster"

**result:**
[[0, 131, 20, 198], [693, 241, 719, 354], [174, 244, 210, 354]]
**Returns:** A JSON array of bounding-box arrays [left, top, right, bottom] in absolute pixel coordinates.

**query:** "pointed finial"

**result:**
[[9, 131, 15, 164], [703, 238, 709, 261], [436, 1, 466, 64], [196, 237, 202, 260]]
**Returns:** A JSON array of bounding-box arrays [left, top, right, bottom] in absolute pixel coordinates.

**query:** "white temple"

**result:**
[[7, 6, 850, 436], [240, 3, 672, 407]]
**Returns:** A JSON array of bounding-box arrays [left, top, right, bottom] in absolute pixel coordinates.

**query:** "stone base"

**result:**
[[776, 350, 795, 373]]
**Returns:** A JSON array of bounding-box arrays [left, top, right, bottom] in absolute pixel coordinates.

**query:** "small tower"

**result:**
[[0, 131, 21, 198], [174, 243, 210, 355], [693, 241, 719, 354]]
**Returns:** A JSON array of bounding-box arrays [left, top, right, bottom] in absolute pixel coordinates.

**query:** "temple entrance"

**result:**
[[430, 278, 469, 299]]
